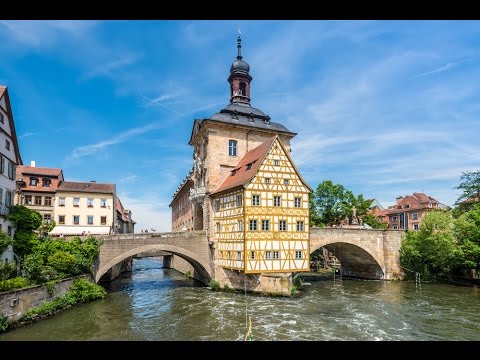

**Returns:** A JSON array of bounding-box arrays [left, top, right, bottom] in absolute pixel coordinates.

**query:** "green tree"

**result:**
[[0, 230, 12, 254], [37, 220, 56, 239], [400, 210, 462, 279], [454, 204, 480, 272], [362, 214, 388, 229], [455, 170, 480, 213], [309, 192, 322, 227], [312, 180, 352, 226], [345, 194, 372, 225], [7, 205, 42, 258]]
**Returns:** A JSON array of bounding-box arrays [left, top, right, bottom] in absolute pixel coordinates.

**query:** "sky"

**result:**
[[0, 20, 479, 232]]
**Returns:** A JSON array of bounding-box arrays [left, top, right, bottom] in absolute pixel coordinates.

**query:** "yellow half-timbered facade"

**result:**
[[212, 136, 311, 274]]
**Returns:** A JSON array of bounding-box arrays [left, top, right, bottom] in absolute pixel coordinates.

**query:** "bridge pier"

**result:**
[[162, 255, 173, 269], [99, 256, 133, 282]]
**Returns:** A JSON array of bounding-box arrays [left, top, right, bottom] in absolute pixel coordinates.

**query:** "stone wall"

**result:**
[[214, 266, 291, 296], [0, 275, 92, 323]]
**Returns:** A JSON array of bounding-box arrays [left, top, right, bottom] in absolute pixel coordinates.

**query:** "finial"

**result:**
[[237, 30, 242, 60]]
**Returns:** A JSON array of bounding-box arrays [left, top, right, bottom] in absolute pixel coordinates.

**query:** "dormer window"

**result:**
[[246, 163, 252, 170], [42, 178, 51, 187], [30, 177, 38, 186], [228, 140, 237, 156]]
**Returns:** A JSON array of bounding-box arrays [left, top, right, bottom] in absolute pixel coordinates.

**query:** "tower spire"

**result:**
[[229, 32, 252, 105], [237, 32, 242, 60]]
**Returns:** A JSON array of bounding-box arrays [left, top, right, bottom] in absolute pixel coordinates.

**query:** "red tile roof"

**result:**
[[211, 136, 277, 195], [17, 165, 63, 178], [57, 181, 115, 194]]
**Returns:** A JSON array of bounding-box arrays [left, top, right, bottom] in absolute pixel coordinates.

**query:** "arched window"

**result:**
[[228, 140, 237, 156], [239, 82, 246, 96]]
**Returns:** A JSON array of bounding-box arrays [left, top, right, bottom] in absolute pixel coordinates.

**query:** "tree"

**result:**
[[362, 214, 388, 229], [7, 205, 42, 258], [400, 210, 463, 279], [345, 194, 372, 225], [454, 204, 480, 272], [455, 170, 480, 213], [38, 220, 56, 239], [311, 180, 352, 226]]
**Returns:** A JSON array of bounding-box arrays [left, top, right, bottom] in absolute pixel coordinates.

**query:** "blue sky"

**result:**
[[1, 20, 479, 232]]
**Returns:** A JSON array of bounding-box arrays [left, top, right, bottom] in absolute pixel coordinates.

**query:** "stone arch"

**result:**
[[311, 241, 384, 279], [96, 244, 212, 283]]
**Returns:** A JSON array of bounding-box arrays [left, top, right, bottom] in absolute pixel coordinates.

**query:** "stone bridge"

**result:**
[[310, 228, 404, 280], [95, 228, 404, 284], [95, 231, 212, 283]]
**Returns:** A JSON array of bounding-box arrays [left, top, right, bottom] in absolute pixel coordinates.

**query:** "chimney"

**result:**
[[30, 160, 36, 167]]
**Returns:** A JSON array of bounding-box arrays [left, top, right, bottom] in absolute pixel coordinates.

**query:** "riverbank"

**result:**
[[0, 276, 105, 333]]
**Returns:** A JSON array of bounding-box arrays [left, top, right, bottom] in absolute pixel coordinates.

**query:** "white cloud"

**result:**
[[83, 54, 141, 80], [118, 174, 139, 183], [68, 122, 160, 160], [414, 58, 470, 78]]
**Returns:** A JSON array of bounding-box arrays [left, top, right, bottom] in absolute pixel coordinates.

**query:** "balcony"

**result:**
[[189, 186, 207, 203]]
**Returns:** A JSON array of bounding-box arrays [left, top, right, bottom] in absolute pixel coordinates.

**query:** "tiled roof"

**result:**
[[17, 165, 63, 177], [211, 136, 276, 195], [57, 181, 115, 194]]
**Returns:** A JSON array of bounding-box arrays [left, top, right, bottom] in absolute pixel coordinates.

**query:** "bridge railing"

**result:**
[[98, 230, 208, 241]]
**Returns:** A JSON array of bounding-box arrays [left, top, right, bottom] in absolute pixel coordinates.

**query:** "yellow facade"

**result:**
[[213, 137, 310, 274]]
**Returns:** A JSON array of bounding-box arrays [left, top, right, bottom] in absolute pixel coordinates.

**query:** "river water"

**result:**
[[2, 257, 480, 341]]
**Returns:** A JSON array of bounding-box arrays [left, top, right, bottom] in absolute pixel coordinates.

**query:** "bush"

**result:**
[[209, 280, 220, 290], [0, 277, 31, 292], [0, 315, 8, 333], [290, 285, 298, 295], [69, 278, 106, 303], [0, 262, 17, 281], [185, 271, 192, 279], [48, 251, 79, 275]]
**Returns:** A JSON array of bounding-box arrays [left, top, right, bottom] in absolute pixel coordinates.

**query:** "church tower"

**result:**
[[171, 35, 297, 234]]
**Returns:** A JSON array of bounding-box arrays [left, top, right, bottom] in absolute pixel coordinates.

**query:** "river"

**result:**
[[1, 257, 480, 341]]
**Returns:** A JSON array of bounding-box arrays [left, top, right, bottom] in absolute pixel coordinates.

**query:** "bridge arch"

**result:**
[[311, 241, 384, 279], [96, 244, 212, 283]]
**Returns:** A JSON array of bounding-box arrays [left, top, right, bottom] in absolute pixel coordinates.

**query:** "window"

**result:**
[[239, 82, 246, 96], [405, 204, 410, 209], [391, 216, 397, 222], [44, 214, 51, 223], [100, 199, 107, 207], [295, 250, 303, 259], [30, 177, 38, 186], [101, 216, 107, 225], [227, 251, 231, 260], [262, 220, 270, 231], [252, 195, 260, 206], [87, 198, 94, 207], [297, 221, 304, 231], [5, 191, 12, 207], [7, 161, 14, 180], [237, 251, 242, 260], [274, 196, 281, 207], [73, 197, 80, 207], [5, 140, 10, 150], [265, 178, 271, 184], [0, 112, 3, 124], [214, 199, 221, 211], [73, 215, 80, 225], [87, 215, 94, 225], [251, 251, 255, 260], [238, 220, 243, 231], [228, 140, 237, 156], [273, 251, 279, 259], [393, 225, 398, 230], [249, 220, 257, 231], [266, 251, 271, 260], [59, 197, 65, 206], [34, 196, 42, 205], [412, 213, 418, 220], [7, 226, 12, 236], [0, 156, 3, 173], [284, 179, 289, 185], [43, 196, 52, 206], [58, 215, 65, 225], [279, 220, 286, 231], [25, 195, 32, 205], [42, 178, 51, 187], [295, 197, 302, 208], [216, 222, 220, 233], [414, 224, 419, 230], [246, 163, 252, 170], [274, 160, 280, 166], [236, 195, 242, 207]]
